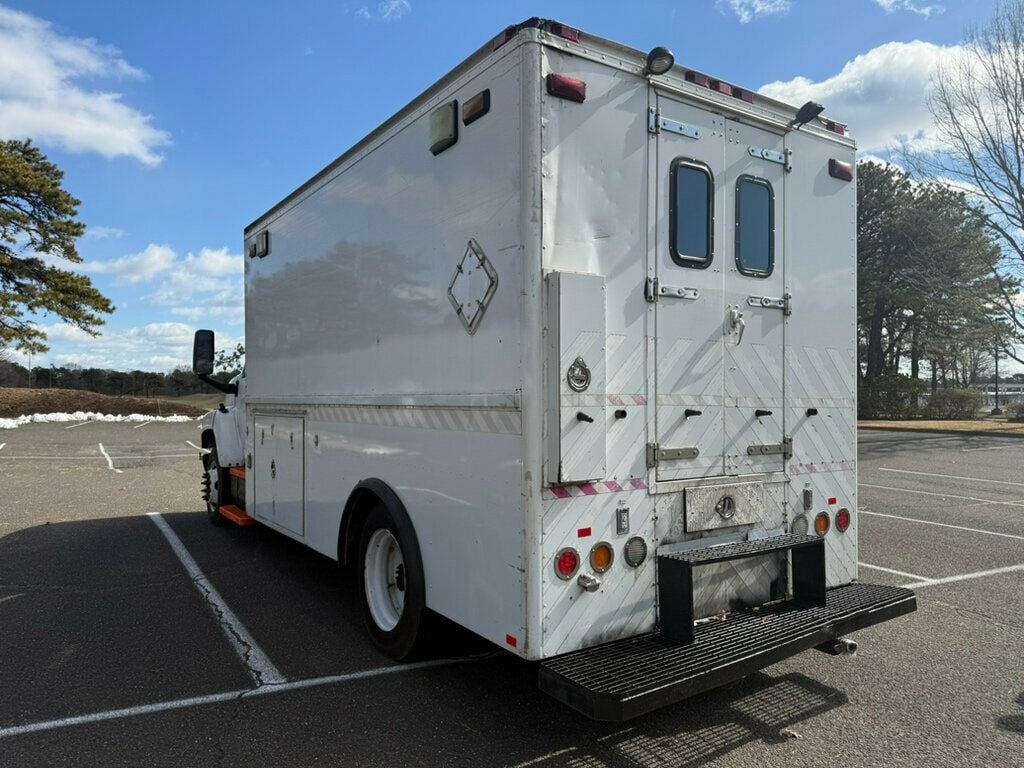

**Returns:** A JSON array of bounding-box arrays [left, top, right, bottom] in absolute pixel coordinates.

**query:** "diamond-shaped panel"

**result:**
[[447, 239, 498, 335]]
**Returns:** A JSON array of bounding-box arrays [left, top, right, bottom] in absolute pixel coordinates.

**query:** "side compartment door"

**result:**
[[653, 94, 726, 481], [722, 119, 787, 475], [253, 414, 305, 536]]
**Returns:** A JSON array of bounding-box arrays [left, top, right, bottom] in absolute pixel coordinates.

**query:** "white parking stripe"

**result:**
[[876, 467, 1024, 488], [97, 443, 123, 474], [64, 421, 91, 429], [860, 510, 1024, 541], [0, 443, 5, 452], [132, 420, 154, 429], [185, 440, 210, 455], [0, 455, 191, 461], [903, 563, 1024, 590], [146, 512, 284, 686], [0, 656, 479, 739], [859, 562, 933, 583], [961, 445, 1015, 452], [859, 482, 1024, 509]]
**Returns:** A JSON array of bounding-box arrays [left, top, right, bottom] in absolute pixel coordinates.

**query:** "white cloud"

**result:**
[[0, 5, 170, 165], [759, 40, 962, 153], [84, 226, 125, 240], [874, 0, 944, 17], [37, 320, 243, 371], [356, 0, 411, 22], [716, 0, 791, 23], [82, 243, 177, 285]]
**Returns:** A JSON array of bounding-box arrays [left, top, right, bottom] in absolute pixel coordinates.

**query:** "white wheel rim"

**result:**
[[364, 528, 406, 632], [206, 461, 219, 509]]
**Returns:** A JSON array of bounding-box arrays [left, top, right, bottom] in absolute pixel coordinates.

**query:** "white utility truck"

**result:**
[[193, 18, 916, 720]]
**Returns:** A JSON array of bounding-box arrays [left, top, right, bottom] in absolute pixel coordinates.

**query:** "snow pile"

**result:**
[[0, 412, 197, 429]]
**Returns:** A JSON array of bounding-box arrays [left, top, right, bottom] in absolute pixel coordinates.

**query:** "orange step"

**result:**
[[228, 466, 246, 479], [219, 504, 256, 526]]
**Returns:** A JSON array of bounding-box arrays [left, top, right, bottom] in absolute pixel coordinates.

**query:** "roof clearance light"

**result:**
[[826, 120, 847, 136], [590, 542, 614, 573], [829, 159, 854, 182], [462, 89, 490, 126], [546, 73, 587, 103], [836, 508, 852, 533], [685, 71, 710, 88], [709, 79, 733, 97], [732, 86, 754, 104], [492, 25, 517, 50], [645, 46, 675, 76], [814, 512, 831, 536], [429, 100, 459, 155], [555, 547, 580, 580], [548, 22, 581, 43]]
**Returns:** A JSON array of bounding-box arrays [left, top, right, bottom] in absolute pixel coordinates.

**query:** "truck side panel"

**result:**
[[243, 49, 530, 652]]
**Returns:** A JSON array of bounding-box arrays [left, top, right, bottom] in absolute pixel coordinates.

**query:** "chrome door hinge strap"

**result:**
[[648, 107, 701, 139], [647, 277, 699, 303], [647, 443, 700, 467], [747, 292, 792, 316], [749, 145, 792, 172], [746, 437, 793, 459]]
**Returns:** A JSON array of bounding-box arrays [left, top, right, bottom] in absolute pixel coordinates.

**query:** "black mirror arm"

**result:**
[[199, 373, 238, 396]]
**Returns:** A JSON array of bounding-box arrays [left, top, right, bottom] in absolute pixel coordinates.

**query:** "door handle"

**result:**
[[576, 411, 595, 423], [684, 409, 703, 418], [755, 409, 773, 418], [728, 305, 745, 344]]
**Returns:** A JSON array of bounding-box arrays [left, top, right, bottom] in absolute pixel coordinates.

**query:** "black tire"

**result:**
[[203, 446, 227, 527], [356, 502, 428, 660]]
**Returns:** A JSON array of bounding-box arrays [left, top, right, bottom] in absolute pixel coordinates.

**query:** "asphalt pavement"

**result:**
[[0, 423, 1021, 767]]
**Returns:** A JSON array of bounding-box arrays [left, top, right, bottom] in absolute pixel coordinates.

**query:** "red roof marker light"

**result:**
[[546, 74, 587, 103]]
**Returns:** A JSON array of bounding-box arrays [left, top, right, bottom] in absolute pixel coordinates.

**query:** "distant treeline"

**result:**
[[0, 360, 236, 397]]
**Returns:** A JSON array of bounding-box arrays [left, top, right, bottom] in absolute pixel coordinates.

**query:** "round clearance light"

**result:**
[[836, 508, 851, 533], [645, 46, 675, 76], [555, 547, 580, 580], [792, 514, 809, 535], [590, 542, 614, 573], [814, 511, 831, 536], [623, 536, 648, 568]]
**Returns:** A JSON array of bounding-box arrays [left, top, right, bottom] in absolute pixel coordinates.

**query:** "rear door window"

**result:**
[[735, 176, 774, 276], [670, 160, 713, 268]]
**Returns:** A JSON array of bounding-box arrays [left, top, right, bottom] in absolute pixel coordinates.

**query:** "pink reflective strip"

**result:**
[[551, 486, 572, 499], [607, 395, 624, 405], [604, 481, 623, 492], [632, 395, 647, 405], [629, 478, 648, 490], [580, 484, 598, 495]]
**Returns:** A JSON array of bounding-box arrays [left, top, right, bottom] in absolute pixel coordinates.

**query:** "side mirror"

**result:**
[[193, 329, 215, 375]]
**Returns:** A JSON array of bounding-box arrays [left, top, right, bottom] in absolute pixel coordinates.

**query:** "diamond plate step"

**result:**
[[538, 583, 917, 721], [664, 532, 821, 565]]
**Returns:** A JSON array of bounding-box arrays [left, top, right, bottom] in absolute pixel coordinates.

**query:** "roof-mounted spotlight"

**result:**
[[644, 46, 675, 76], [791, 101, 825, 130]]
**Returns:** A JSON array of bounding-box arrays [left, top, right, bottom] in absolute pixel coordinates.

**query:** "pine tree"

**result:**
[[0, 139, 113, 352]]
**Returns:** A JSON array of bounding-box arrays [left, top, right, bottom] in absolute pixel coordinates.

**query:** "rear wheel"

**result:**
[[202, 446, 226, 527], [357, 503, 427, 660]]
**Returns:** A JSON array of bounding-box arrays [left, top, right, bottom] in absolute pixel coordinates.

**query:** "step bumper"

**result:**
[[538, 582, 917, 722]]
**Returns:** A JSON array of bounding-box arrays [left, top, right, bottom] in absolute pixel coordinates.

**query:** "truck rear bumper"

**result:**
[[538, 582, 916, 721]]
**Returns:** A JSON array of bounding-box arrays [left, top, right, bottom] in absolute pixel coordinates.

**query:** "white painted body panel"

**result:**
[[221, 24, 859, 661]]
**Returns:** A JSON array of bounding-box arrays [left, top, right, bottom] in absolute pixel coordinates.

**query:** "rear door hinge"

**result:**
[[648, 107, 700, 139], [747, 292, 792, 316], [647, 443, 700, 467], [746, 437, 792, 460]]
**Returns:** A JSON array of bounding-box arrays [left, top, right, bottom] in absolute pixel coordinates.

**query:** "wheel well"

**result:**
[[200, 430, 215, 467], [338, 480, 412, 567]]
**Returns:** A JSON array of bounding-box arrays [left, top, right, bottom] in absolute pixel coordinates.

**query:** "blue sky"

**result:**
[[0, 0, 999, 370]]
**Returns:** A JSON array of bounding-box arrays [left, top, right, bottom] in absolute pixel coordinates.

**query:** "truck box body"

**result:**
[[206, 19, 915, 718]]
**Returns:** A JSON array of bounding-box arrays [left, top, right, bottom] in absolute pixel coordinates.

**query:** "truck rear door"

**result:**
[[652, 92, 786, 481]]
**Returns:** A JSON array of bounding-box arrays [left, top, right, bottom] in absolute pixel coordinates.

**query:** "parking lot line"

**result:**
[[185, 440, 210, 454], [146, 512, 284, 686], [860, 510, 1024, 541], [132, 420, 154, 429], [0, 443, 5, 451], [0, 656, 480, 740], [858, 562, 933, 583], [859, 482, 1024, 509], [961, 444, 1015, 452], [903, 563, 1024, 590], [64, 421, 92, 430], [876, 467, 1024, 488], [97, 443, 123, 474]]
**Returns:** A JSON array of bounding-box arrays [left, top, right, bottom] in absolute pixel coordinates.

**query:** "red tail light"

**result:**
[[555, 547, 580, 579], [546, 74, 586, 103], [829, 159, 854, 181], [836, 508, 851, 533]]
